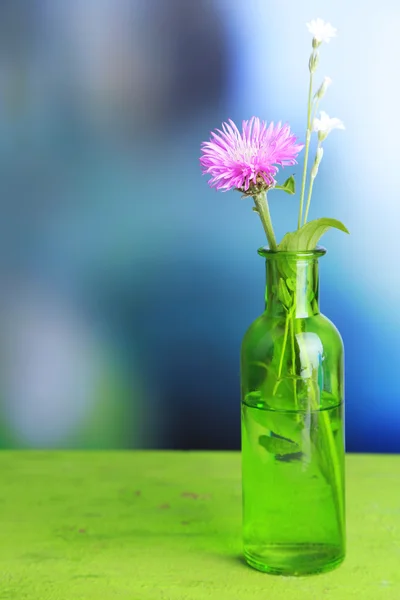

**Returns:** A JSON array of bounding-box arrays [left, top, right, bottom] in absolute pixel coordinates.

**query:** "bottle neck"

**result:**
[[264, 255, 320, 318]]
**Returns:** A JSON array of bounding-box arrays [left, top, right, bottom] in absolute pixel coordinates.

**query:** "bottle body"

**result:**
[[241, 249, 345, 575]]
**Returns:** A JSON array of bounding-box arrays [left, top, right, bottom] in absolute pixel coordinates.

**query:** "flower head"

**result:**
[[200, 117, 304, 193], [307, 18, 337, 44], [313, 110, 345, 141]]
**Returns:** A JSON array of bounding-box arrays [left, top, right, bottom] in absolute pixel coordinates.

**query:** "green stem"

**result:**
[[272, 294, 299, 411], [295, 319, 345, 538], [253, 192, 277, 251], [312, 96, 321, 124], [272, 310, 291, 396], [298, 71, 314, 230], [289, 307, 298, 410], [303, 177, 315, 226], [303, 141, 322, 225]]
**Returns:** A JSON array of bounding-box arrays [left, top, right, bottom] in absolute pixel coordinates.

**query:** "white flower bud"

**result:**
[[311, 147, 324, 179], [308, 52, 320, 73], [314, 76, 332, 101]]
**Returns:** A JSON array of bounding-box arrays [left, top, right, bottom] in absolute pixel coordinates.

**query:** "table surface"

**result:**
[[0, 452, 399, 600]]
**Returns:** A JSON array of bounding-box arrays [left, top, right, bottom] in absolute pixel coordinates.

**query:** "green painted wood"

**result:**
[[0, 452, 398, 599]]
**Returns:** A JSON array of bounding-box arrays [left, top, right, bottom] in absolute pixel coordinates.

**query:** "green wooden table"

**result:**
[[0, 452, 399, 599]]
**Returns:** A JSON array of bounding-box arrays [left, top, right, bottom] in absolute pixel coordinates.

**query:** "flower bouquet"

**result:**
[[200, 19, 347, 576]]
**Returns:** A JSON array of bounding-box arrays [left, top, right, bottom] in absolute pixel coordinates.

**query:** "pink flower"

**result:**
[[200, 117, 304, 193]]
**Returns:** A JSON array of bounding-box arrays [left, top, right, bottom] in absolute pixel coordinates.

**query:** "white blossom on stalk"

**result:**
[[313, 111, 345, 141], [307, 18, 337, 44]]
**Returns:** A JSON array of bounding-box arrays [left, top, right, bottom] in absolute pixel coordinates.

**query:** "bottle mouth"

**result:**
[[258, 245, 327, 259]]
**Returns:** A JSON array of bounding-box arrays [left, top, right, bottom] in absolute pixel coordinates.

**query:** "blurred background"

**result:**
[[0, 0, 396, 451]]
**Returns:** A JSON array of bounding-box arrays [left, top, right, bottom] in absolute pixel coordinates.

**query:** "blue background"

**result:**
[[0, 0, 396, 451]]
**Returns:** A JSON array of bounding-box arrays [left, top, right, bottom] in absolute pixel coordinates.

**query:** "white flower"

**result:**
[[307, 18, 337, 44], [313, 111, 345, 141]]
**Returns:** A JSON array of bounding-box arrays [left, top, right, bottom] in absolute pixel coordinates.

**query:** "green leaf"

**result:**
[[277, 278, 292, 308], [278, 218, 349, 251], [286, 277, 296, 291], [275, 175, 296, 195], [248, 397, 303, 444], [279, 258, 297, 281], [278, 231, 297, 252], [259, 434, 300, 456]]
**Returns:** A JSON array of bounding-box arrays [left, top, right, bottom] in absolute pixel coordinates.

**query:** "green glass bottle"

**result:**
[[241, 247, 345, 576]]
